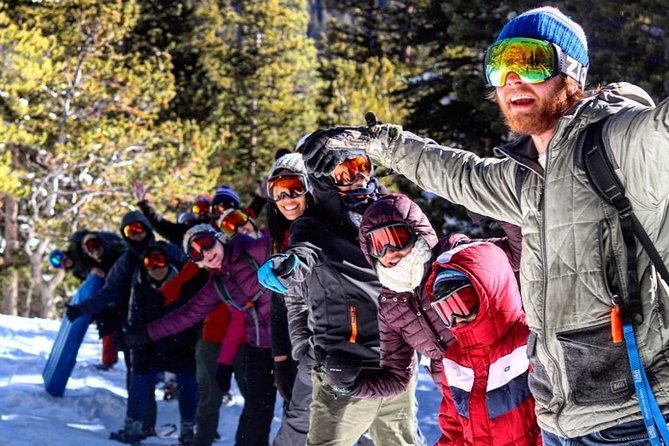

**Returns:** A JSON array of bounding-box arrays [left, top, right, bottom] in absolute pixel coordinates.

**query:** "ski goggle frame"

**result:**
[[219, 209, 250, 237], [267, 174, 308, 202], [331, 155, 373, 187], [431, 279, 478, 328], [83, 237, 102, 252], [187, 232, 218, 262], [143, 251, 168, 270], [365, 222, 417, 259], [123, 221, 146, 238], [484, 37, 587, 89]]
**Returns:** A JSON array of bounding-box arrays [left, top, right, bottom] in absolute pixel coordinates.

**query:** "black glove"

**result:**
[[216, 364, 233, 393], [323, 350, 362, 391], [274, 358, 298, 401], [123, 324, 149, 348], [65, 304, 84, 322]]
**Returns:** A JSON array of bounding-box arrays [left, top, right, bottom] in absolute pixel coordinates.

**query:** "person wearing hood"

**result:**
[[425, 242, 539, 445], [257, 130, 423, 446], [350, 193, 529, 444], [123, 223, 275, 446], [80, 230, 128, 371], [109, 243, 199, 445]]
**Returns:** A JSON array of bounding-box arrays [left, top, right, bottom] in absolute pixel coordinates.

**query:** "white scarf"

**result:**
[[376, 238, 432, 292]]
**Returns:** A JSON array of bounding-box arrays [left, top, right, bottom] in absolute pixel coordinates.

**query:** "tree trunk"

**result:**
[[2, 193, 19, 315]]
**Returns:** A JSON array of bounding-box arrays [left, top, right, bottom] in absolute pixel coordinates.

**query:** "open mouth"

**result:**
[[509, 95, 535, 106]]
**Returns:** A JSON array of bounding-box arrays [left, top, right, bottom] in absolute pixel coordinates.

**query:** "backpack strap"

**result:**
[[582, 118, 669, 324]]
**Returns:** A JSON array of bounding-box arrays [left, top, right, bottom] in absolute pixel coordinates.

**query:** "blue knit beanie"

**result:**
[[495, 6, 588, 86], [211, 186, 241, 208]]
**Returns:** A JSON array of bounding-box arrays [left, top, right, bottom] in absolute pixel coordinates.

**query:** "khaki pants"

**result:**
[[307, 370, 418, 446]]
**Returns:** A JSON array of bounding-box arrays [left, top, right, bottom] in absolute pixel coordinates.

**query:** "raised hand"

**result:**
[[132, 180, 147, 202]]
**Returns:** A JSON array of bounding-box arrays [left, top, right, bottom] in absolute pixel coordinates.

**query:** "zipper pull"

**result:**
[[611, 305, 623, 343]]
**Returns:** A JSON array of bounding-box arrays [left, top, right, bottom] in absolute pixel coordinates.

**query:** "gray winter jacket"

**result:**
[[368, 83, 669, 437]]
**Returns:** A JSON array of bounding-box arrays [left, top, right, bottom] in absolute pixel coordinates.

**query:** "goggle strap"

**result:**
[[559, 51, 587, 89]]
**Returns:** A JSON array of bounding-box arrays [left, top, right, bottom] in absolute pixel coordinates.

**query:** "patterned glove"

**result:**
[[367, 123, 403, 167]]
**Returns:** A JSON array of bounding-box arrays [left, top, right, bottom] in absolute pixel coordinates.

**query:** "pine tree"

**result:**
[[193, 0, 320, 195]]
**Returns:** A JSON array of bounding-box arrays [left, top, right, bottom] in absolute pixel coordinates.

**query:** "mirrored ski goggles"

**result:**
[[143, 251, 168, 270], [219, 209, 250, 238], [123, 221, 146, 238], [49, 250, 65, 268], [187, 232, 218, 262], [267, 174, 308, 202], [331, 155, 372, 187], [83, 237, 102, 252], [365, 222, 417, 259], [484, 37, 587, 88], [430, 269, 478, 328], [192, 200, 211, 215]]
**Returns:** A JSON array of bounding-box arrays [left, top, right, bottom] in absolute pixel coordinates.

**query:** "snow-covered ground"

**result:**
[[0, 314, 441, 445]]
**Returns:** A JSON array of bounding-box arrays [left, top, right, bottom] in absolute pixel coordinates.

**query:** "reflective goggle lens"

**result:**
[[220, 210, 249, 237], [83, 237, 102, 251], [49, 251, 64, 268], [431, 281, 479, 328], [143, 251, 168, 270], [365, 223, 416, 259], [123, 222, 145, 238], [192, 200, 210, 215], [268, 174, 307, 202], [187, 232, 217, 262], [331, 156, 372, 187], [485, 37, 557, 87]]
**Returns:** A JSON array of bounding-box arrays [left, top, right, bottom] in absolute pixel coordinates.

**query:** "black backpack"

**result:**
[[581, 117, 669, 324]]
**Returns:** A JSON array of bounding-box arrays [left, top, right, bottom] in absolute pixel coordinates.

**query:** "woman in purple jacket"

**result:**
[[125, 223, 275, 446]]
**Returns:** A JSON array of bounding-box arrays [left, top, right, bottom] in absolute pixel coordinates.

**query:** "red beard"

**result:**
[[499, 79, 571, 135]]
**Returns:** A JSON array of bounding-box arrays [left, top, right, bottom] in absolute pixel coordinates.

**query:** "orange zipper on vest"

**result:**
[[349, 305, 358, 343]]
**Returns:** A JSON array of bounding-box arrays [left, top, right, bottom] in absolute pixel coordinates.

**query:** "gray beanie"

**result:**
[[267, 153, 312, 194], [182, 223, 226, 253]]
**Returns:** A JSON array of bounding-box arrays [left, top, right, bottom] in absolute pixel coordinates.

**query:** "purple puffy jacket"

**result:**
[[147, 233, 272, 365], [352, 193, 522, 398]]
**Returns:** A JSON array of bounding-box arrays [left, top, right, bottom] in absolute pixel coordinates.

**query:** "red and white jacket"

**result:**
[[425, 242, 541, 446]]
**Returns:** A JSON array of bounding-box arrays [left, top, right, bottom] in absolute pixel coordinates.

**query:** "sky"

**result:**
[[0, 314, 442, 445]]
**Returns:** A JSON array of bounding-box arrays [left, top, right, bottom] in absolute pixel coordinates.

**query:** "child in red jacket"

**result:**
[[425, 242, 541, 446]]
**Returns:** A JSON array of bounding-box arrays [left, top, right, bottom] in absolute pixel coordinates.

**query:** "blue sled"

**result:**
[[42, 273, 103, 397]]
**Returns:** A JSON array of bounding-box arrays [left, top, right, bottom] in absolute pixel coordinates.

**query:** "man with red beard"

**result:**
[[346, 6, 669, 446]]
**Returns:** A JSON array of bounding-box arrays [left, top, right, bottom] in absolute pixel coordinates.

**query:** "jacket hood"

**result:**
[[359, 193, 438, 267], [424, 242, 524, 350], [120, 210, 155, 255]]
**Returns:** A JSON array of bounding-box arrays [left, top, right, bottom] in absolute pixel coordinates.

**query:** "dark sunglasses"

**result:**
[[365, 222, 417, 259], [187, 232, 218, 262]]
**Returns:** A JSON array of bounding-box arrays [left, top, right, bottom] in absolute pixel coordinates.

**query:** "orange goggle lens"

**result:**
[[332, 156, 372, 186], [123, 222, 146, 238], [268, 174, 308, 202], [220, 210, 249, 237], [143, 251, 167, 270], [365, 223, 416, 259], [192, 200, 210, 215], [431, 285, 478, 328]]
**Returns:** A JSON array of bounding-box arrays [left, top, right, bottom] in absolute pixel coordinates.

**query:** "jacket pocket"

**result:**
[[556, 322, 633, 406], [526, 331, 553, 405]]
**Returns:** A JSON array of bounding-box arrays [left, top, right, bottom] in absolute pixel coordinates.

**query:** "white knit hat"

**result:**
[[266, 153, 312, 195]]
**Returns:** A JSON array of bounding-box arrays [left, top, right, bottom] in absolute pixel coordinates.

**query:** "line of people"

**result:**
[[49, 6, 666, 446]]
